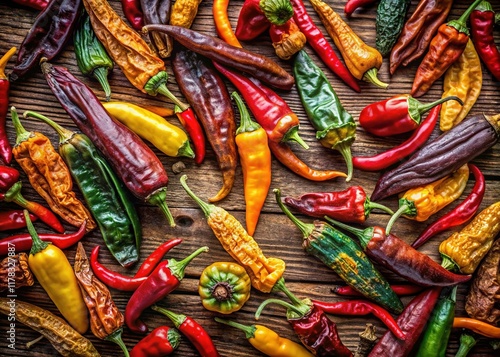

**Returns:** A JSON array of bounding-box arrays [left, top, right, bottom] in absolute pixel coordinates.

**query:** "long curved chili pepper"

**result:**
[[290, 0, 360, 92], [312, 299, 406, 340], [213, 0, 242, 47], [412, 163, 485, 249], [0, 220, 86, 256], [121, 0, 144, 31], [353, 104, 441, 172], [453, 317, 500, 339], [153, 306, 221, 357], [175, 106, 206, 164], [0, 47, 15, 165], [0, 210, 37, 231], [333, 284, 424, 297], [133, 238, 183, 278], [11, 0, 49, 10], [344, 0, 377, 17]]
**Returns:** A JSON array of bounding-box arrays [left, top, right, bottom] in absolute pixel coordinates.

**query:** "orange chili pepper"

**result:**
[[213, 0, 242, 47], [233, 92, 271, 237], [453, 317, 500, 339]]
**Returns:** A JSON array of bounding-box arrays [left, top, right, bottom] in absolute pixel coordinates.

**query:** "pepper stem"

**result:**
[[167, 246, 209, 280], [11, 107, 32, 145], [233, 92, 260, 135], [364, 198, 394, 216], [24, 210, 49, 255], [144, 71, 189, 111], [93, 67, 112, 102], [180, 174, 215, 217], [408, 95, 463, 124], [26, 335, 44, 349], [363, 68, 388, 89], [255, 298, 308, 320], [283, 126, 309, 149], [259, 0, 294, 25], [105, 328, 130, 357], [456, 0, 483, 27], [214, 318, 256, 339], [23, 110, 74, 143], [336, 142, 353, 182], [147, 188, 175, 227], [272, 277, 306, 307], [323, 217, 374, 250], [273, 188, 314, 239], [0, 47, 16, 79], [455, 333, 476, 357], [177, 140, 195, 158], [152, 305, 187, 328], [385, 202, 414, 235], [441, 254, 459, 272]]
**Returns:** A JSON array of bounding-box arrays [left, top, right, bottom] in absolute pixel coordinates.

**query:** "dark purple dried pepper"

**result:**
[[140, 0, 172, 58]]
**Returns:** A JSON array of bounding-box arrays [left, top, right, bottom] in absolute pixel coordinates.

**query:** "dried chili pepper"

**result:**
[[235, 0, 271, 41], [143, 24, 295, 91], [311, 299, 406, 340], [439, 200, 500, 274], [11, 107, 96, 231], [0, 47, 15, 165], [368, 287, 442, 357], [358, 94, 461, 137], [455, 333, 477, 357], [389, 0, 453, 75], [370, 113, 500, 202], [471, 1, 500, 81], [354, 324, 377, 357], [153, 306, 221, 357], [413, 164, 485, 249], [10, 0, 82, 81], [352, 104, 441, 172], [130, 326, 181, 357], [43, 62, 177, 227], [10, 0, 49, 10], [125, 245, 208, 332], [327, 219, 472, 287], [121, 0, 143, 30], [170, 0, 202, 29], [345, 0, 377, 17], [134, 238, 183, 278], [386, 164, 469, 234], [140, 0, 172, 58], [214, 0, 241, 47], [375, 0, 411, 57], [310, 0, 387, 88], [453, 317, 500, 338], [275, 188, 403, 314], [172, 48, 237, 202], [0, 253, 33, 291], [73, 242, 129, 357], [0, 298, 100, 356], [290, 0, 360, 92], [0, 209, 37, 231], [411, 0, 483, 97], [283, 186, 393, 224], [293, 50, 356, 181], [215, 317, 315, 357], [333, 284, 424, 297], [180, 175, 286, 293]]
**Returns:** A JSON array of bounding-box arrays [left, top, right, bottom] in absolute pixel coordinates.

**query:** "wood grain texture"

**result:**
[[0, 0, 499, 356]]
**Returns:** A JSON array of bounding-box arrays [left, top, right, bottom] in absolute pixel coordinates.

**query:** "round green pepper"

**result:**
[[198, 262, 251, 314]]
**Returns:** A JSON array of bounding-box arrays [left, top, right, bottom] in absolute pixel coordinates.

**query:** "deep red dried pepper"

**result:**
[[0, 210, 37, 231], [130, 325, 181, 357], [0, 165, 19, 192], [290, 0, 360, 92], [0, 48, 15, 165], [470, 0, 500, 81], [235, 0, 271, 41], [312, 299, 406, 340], [333, 284, 424, 297], [345, 0, 377, 17], [10, 0, 49, 10], [121, 0, 144, 31], [175, 106, 206, 165], [353, 104, 441, 172], [133, 238, 183, 278], [125, 246, 208, 332], [152, 306, 221, 357], [0, 220, 86, 256], [412, 163, 485, 249]]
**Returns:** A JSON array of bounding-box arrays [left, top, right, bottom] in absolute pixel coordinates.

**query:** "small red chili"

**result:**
[[412, 163, 485, 249], [0, 48, 16, 165], [133, 238, 183, 278], [11, 0, 49, 10], [235, 0, 271, 41], [121, 0, 144, 31], [130, 326, 181, 357], [333, 284, 425, 297], [0, 209, 37, 231], [0, 165, 20, 192], [175, 106, 206, 165], [344, 0, 377, 17]]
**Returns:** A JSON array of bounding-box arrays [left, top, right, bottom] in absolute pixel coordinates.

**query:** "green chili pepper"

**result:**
[[24, 110, 142, 268], [415, 286, 457, 357], [293, 50, 356, 182], [274, 188, 403, 314], [455, 333, 476, 357], [375, 0, 411, 57], [74, 12, 114, 101]]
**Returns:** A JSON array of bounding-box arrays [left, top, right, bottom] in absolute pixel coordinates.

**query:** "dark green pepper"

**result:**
[[274, 188, 403, 314], [24, 110, 142, 268], [293, 50, 356, 182], [414, 286, 457, 357], [375, 0, 411, 57], [74, 12, 113, 101]]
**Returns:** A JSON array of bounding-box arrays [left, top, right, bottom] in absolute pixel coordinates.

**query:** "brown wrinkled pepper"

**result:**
[[440, 200, 500, 274], [11, 108, 96, 231], [0, 253, 34, 291], [465, 238, 500, 326], [73, 242, 129, 356]]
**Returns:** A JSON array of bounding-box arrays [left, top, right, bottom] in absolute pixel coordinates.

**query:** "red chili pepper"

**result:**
[[0, 220, 86, 255], [412, 163, 485, 249], [152, 306, 221, 357], [121, 0, 144, 31], [125, 246, 208, 333], [235, 0, 271, 41], [0, 210, 37, 231], [312, 299, 406, 340], [344, 0, 378, 17], [11, 0, 49, 10], [0, 165, 19, 192], [130, 325, 181, 357], [470, 1, 500, 81], [133, 238, 183, 278], [358, 95, 462, 137], [353, 104, 441, 172], [0, 48, 15, 165], [175, 106, 206, 164], [368, 287, 442, 357], [290, 0, 360, 92], [333, 284, 425, 297]]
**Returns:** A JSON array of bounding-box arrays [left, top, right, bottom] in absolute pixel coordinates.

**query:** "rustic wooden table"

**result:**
[[1, 0, 499, 356]]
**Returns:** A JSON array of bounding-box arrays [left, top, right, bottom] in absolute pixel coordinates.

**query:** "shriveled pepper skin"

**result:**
[[170, 0, 202, 29], [141, 0, 172, 58], [375, 0, 411, 57]]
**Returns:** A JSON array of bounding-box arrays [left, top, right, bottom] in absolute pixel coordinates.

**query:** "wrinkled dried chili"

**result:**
[[141, 0, 172, 58], [0, 253, 33, 291]]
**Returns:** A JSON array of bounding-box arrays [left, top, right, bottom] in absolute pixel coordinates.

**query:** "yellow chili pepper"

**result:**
[[233, 92, 271, 236], [309, 0, 387, 88], [170, 0, 203, 29], [440, 201, 500, 274], [215, 318, 315, 357], [25, 211, 89, 334], [102, 101, 194, 158], [440, 39, 483, 131], [181, 175, 285, 293]]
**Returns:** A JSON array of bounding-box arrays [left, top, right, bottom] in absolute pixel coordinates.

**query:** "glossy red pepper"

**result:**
[[0, 220, 86, 255], [312, 299, 406, 340], [10, 0, 49, 10], [121, 0, 144, 31], [333, 284, 424, 297], [125, 246, 208, 333], [152, 306, 221, 357], [133, 238, 183, 278], [353, 104, 441, 172], [130, 326, 181, 357], [412, 163, 485, 249], [344, 0, 377, 17], [359, 94, 461, 136], [0, 165, 19, 192], [175, 106, 206, 165], [0, 48, 15, 165], [235, 0, 271, 41], [0, 210, 37, 231]]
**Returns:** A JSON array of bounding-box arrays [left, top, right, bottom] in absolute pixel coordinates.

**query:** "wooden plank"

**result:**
[[0, 0, 499, 356]]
